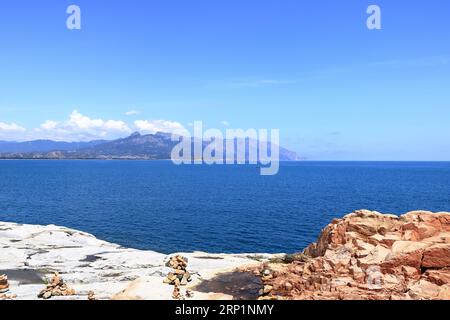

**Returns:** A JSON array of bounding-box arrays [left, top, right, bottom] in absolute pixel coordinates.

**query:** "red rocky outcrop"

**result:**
[[255, 210, 450, 300]]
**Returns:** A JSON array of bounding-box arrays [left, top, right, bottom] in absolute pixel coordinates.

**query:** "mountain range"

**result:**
[[0, 140, 106, 153], [0, 132, 299, 161]]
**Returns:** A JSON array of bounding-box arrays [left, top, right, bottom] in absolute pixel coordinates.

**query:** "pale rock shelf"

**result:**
[[0, 221, 278, 300]]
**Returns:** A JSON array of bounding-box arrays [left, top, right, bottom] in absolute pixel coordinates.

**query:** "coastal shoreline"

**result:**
[[2, 209, 450, 300], [0, 220, 279, 300]]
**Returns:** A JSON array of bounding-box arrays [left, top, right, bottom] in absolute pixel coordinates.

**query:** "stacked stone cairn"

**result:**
[[38, 272, 76, 299], [257, 266, 277, 299], [88, 290, 96, 300], [0, 274, 9, 293], [163, 255, 193, 300], [0, 274, 17, 300]]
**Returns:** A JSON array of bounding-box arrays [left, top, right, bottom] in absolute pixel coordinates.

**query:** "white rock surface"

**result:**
[[0, 221, 277, 300]]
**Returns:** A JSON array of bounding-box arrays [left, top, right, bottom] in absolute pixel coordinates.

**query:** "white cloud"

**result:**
[[1, 111, 189, 142], [0, 122, 26, 140], [125, 110, 139, 116], [0, 122, 26, 132], [40, 120, 58, 130], [134, 119, 189, 136], [34, 110, 132, 141], [220, 120, 230, 126]]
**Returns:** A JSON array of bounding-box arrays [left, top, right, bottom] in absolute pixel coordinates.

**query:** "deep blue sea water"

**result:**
[[0, 161, 449, 254]]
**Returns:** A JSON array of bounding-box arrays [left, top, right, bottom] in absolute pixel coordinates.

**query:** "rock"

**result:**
[[3, 211, 450, 301], [284, 282, 293, 291], [112, 277, 173, 300], [263, 269, 271, 276], [163, 255, 192, 287], [256, 210, 450, 300], [422, 244, 450, 268], [358, 245, 391, 268], [0, 293, 17, 300], [390, 241, 428, 254], [324, 247, 352, 271], [401, 266, 421, 280], [382, 274, 405, 291], [173, 269, 185, 275], [262, 274, 273, 281], [261, 267, 274, 281], [424, 269, 450, 286], [1, 221, 274, 300], [38, 272, 76, 299], [88, 291, 96, 300], [166, 255, 188, 270], [0, 274, 9, 293], [172, 286, 181, 300], [263, 285, 273, 294], [382, 241, 429, 270], [408, 280, 441, 300], [438, 285, 450, 300], [347, 222, 377, 237], [186, 289, 194, 298], [161, 254, 197, 300], [163, 277, 172, 284]]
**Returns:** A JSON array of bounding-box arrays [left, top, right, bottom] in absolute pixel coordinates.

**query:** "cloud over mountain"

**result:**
[[134, 119, 188, 136], [1, 110, 188, 142], [34, 110, 132, 142], [0, 122, 27, 140], [0, 122, 26, 132]]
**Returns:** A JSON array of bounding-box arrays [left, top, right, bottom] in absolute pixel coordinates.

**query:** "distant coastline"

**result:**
[[0, 132, 300, 162]]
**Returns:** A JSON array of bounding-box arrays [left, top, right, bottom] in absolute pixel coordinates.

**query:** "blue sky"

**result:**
[[0, 0, 449, 160]]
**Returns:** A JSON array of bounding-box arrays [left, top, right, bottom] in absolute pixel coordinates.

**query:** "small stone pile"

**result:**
[[0, 274, 16, 300], [88, 290, 96, 300], [186, 289, 194, 298], [0, 274, 9, 293], [163, 255, 193, 300], [38, 272, 76, 299], [257, 267, 277, 300]]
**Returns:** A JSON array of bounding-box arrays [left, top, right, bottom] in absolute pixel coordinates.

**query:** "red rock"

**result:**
[[382, 241, 428, 270], [422, 244, 450, 268], [358, 245, 391, 268], [401, 266, 421, 280], [407, 280, 440, 300], [262, 210, 450, 300], [347, 222, 377, 237], [438, 285, 450, 300], [424, 269, 450, 286]]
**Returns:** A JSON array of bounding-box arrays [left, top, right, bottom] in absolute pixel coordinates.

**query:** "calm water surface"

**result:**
[[0, 161, 449, 253]]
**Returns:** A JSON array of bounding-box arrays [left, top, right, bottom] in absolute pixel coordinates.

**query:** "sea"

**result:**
[[0, 160, 449, 254]]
